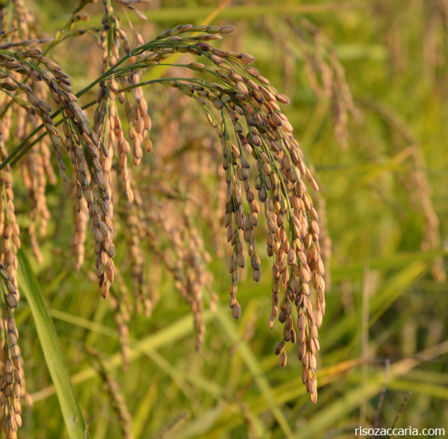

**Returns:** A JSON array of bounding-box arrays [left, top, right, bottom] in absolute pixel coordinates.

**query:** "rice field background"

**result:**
[[1, 0, 447, 438]]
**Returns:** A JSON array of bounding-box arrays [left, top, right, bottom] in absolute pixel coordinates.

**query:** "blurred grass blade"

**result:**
[[295, 341, 448, 439], [17, 250, 87, 439], [50, 308, 224, 399], [32, 311, 213, 402], [369, 261, 428, 326], [323, 262, 428, 352], [132, 377, 160, 438], [215, 308, 294, 439], [46, 3, 361, 30], [181, 358, 364, 436], [331, 248, 448, 281], [387, 379, 448, 400]]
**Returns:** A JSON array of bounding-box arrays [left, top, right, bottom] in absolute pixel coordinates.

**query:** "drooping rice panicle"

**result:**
[[0, 10, 328, 405]]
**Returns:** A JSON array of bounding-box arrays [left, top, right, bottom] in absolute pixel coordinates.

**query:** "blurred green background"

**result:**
[[8, 0, 448, 438]]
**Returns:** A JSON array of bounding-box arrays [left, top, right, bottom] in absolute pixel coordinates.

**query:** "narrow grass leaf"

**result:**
[[17, 250, 87, 439], [215, 308, 294, 439]]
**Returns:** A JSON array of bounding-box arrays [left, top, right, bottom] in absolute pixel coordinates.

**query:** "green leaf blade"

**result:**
[[17, 250, 87, 439]]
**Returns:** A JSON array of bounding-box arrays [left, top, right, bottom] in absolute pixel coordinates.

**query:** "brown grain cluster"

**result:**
[[0, 40, 115, 300], [133, 23, 327, 401], [0, 0, 328, 418], [0, 143, 23, 438], [0, 262, 28, 439]]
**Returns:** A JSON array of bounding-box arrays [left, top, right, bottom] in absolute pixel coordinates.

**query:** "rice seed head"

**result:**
[[0, 8, 329, 403]]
